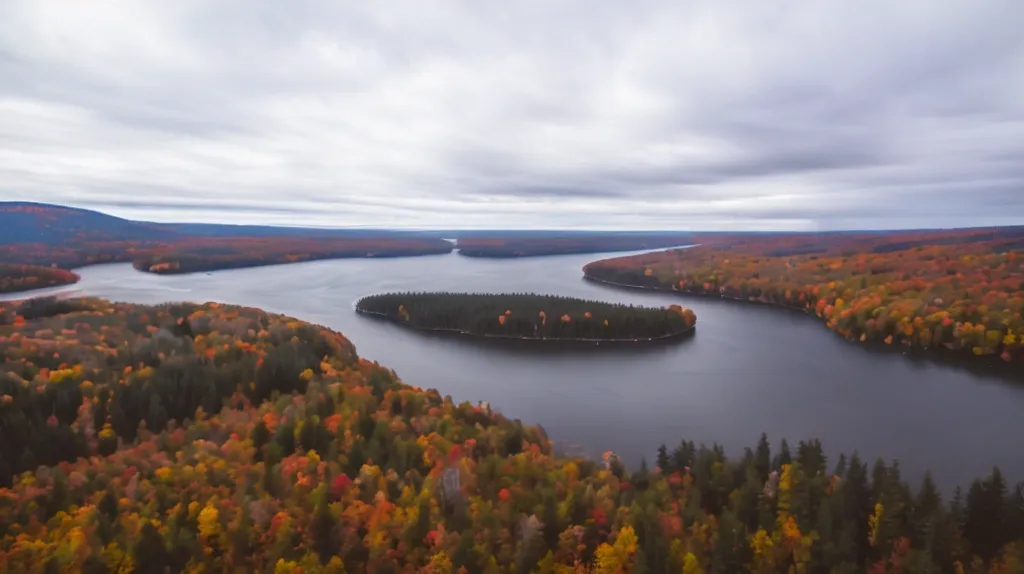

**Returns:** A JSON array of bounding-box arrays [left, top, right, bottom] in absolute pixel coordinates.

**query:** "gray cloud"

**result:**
[[1, 0, 1023, 230]]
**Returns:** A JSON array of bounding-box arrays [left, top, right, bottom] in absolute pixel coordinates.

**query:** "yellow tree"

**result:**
[[426, 550, 453, 573], [594, 526, 638, 574], [749, 529, 775, 574], [682, 552, 705, 574]]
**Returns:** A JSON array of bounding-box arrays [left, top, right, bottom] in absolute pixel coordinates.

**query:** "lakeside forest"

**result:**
[[0, 203, 691, 288], [132, 237, 453, 274], [2, 297, 1024, 572], [584, 230, 1024, 365], [0, 203, 454, 282], [356, 293, 696, 341], [0, 264, 79, 294], [455, 235, 693, 258]]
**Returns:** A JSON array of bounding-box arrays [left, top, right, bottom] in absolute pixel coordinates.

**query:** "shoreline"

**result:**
[[0, 251, 455, 297], [0, 243, 687, 295], [134, 248, 454, 276], [581, 273, 1021, 377], [457, 243, 696, 259], [355, 307, 695, 346], [582, 273, 811, 312], [0, 277, 80, 298]]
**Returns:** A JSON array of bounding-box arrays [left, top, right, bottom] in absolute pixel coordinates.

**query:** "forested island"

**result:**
[[0, 264, 79, 294], [584, 228, 1024, 364], [356, 292, 697, 342], [0, 297, 1022, 571]]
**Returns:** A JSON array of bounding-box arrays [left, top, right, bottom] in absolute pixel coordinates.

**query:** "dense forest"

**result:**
[[356, 292, 697, 341], [456, 234, 693, 258], [584, 232, 1024, 364], [132, 237, 453, 274], [0, 298, 1023, 572], [0, 264, 80, 294], [454, 227, 1024, 259]]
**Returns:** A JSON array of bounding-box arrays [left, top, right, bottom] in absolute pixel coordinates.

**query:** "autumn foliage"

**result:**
[[456, 234, 693, 258], [0, 299, 1022, 571], [0, 202, 453, 291], [0, 264, 80, 294], [131, 236, 454, 275], [584, 229, 1024, 363]]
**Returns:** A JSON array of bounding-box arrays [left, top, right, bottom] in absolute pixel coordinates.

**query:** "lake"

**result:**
[[7, 248, 1024, 491]]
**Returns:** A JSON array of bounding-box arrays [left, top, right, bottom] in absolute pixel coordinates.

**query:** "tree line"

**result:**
[[456, 234, 694, 258], [356, 291, 696, 341], [584, 234, 1024, 363], [0, 264, 79, 294], [0, 202, 454, 291], [132, 237, 454, 275]]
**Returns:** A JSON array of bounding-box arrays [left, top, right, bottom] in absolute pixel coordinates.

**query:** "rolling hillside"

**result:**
[[0, 202, 179, 246], [0, 202, 454, 275]]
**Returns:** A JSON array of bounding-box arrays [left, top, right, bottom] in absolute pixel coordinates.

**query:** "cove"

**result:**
[[8, 247, 1024, 491]]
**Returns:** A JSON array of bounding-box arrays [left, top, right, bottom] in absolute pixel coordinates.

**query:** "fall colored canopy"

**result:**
[[0, 297, 1022, 571], [585, 228, 1024, 364]]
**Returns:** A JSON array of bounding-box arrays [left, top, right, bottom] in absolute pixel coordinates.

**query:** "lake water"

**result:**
[[7, 249, 1024, 491]]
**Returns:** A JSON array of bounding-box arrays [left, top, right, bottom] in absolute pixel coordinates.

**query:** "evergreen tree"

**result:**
[[145, 394, 168, 432], [773, 439, 792, 469], [964, 468, 1009, 563], [312, 495, 337, 564], [912, 472, 941, 549], [840, 453, 872, 567], [133, 522, 171, 574], [656, 444, 670, 473], [754, 433, 771, 482]]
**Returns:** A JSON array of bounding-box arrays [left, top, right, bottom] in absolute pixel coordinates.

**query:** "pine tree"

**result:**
[[964, 468, 1009, 563], [712, 510, 748, 573], [754, 433, 771, 482], [912, 472, 941, 549], [773, 439, 792, 470], [656, 444, 670, 473], [840, 453, 871, 567], [134, 522, 171, 574]]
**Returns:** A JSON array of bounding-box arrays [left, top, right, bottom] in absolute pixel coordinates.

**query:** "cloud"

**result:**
[[1, 0, 1022, 230]]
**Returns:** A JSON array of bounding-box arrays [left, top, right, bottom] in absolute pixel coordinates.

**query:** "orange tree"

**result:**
[[585, 230, 1024, 363], [0, 297, 1022, 572]]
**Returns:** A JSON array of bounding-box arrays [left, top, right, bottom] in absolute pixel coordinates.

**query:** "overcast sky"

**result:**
[[1, 1, 1023, 230]]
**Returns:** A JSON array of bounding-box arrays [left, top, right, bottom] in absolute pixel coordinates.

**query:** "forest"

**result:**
[[0, 236, 452, 286], [0, 264, 80, 294], [453, 227, 1024, 259], [455, 234, 694, 258], [584, 231, 1024, 364], [355, 292, 697, 341], [132, 237, 454, 274], [0, 202, 453, 288], [0, 297, 1023, 572]]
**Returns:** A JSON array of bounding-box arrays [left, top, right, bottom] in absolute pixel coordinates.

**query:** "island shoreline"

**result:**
[[355, 307, 695, 346]]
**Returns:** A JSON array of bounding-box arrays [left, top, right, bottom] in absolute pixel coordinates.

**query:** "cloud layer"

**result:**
[[2, 1, 1023, 230]]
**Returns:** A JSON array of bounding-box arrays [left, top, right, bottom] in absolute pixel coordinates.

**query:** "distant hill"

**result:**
[[0, 202, 454, 271], [0, 202, 443, 245], [5, 201, 1020, 270], [0, 202, 180, 246]]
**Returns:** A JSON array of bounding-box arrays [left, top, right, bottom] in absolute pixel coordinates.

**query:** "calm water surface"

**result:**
[[8, 249, 1023, 490]]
